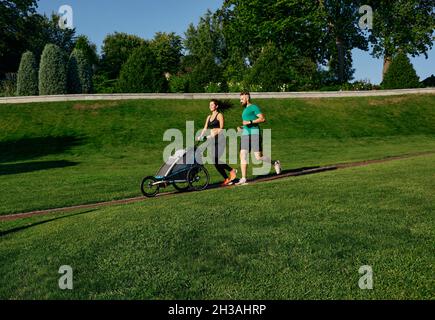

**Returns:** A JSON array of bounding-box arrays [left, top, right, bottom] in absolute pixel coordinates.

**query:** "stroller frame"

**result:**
[[141, 143, 210, 197]]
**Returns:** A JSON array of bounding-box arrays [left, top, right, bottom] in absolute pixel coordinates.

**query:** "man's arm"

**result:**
[[243, 113, 266, 126]]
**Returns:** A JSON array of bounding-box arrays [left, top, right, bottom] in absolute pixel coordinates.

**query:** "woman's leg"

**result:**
[[214, 135, 233, 179]]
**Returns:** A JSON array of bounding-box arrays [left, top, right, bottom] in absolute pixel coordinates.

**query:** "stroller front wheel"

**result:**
[[141, 176, 160, 197], [187, 166, 210, 191]]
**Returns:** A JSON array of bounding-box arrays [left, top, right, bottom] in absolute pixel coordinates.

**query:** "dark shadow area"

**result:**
[[0, 136, 85, 163], [0, 160, 79, 176], [203, 166, 326, 190], [0, 209, 97, 237]]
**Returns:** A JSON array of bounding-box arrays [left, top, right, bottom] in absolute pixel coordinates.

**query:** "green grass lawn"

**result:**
[[0, 95, 434, 214], [0, 153, 433, 299]]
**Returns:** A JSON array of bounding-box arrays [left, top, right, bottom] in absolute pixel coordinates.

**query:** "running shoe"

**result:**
[[274, 160, 282, 175], [221, 178, 232, 186], [235, 178, 248, 185], [229, 169, 237, 182]]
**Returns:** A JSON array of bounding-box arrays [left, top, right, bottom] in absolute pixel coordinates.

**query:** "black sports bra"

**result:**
[[208, 113, 221, 129]]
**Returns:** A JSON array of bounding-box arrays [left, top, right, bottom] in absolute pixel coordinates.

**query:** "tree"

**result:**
[[366, 0, 435, 79], [244, 42, 293, 92], [319, 0, 368, 83], [117, 45, 167, 93], [16, 51, 38, 96], [39, 44, 68, 95], [0, 0, 38, 76], [68, 49, 93, 94], [149, 32, 183, 75], [381, 52, 421, 89], [100, 32, 146, 79], [0, 0, 76, 79], [74, 35, 99, 69], [422, 74, 435, 87], [188, 53, 224, 93], [184, 10, 227, 63], [219, 0, 325, 65]]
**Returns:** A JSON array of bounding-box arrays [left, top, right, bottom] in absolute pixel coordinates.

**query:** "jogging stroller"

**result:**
[[140, 143, 210, 197]]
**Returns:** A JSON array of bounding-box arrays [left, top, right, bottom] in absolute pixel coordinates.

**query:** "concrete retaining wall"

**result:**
[[1, 88, 434, 104]]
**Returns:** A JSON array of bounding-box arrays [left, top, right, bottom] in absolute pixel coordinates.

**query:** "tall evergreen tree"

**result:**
[[16, 51, 38, 96], [68, 49, 93, 94], [381, 52, 421, 89], [39, 44, 68, 95]]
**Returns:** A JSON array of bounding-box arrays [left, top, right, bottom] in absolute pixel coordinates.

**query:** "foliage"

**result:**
[[74, 35, 99, 68], [92, 74, 118, 94], [244, 42, 293, 92], [67, 49, 93, 94], [38, 44, 68, 95], [0, 0, 38, 75], [188, 53, 224, 93], [117, 45, 167, 93], [169, 74, 190, 93], [149, 32, 183, 75], [100, 32, 146, 79], [0, 73, 17, 97], [381, 52, 421, 89], [16, 51, 38, 96]]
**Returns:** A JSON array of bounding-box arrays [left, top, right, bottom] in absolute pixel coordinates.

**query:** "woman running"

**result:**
[[197, 99, 237, 186]]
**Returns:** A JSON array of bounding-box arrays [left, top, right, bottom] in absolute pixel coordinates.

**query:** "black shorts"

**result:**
[[241, 134, 262, 153]]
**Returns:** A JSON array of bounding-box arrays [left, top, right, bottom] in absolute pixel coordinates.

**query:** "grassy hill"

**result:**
[[0, 153, 433, 299], [1, 94, 434, 214], [0, 94, 434, 299]]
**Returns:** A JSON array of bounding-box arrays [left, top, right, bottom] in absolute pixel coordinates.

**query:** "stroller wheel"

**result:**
[[141, 176, 160, 197], [173, 181, 190, 192], [187, 166, 210, 191]]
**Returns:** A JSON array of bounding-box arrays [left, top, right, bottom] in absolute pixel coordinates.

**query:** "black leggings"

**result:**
[[212, 135, 233, 179]]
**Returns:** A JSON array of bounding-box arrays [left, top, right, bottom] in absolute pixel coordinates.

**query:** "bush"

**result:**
[[169, 74, 190, 93], [421, 75, 435, 87], [381, 52, 421, 89], [204, 82, 225, 93], [93, 74, 118, 93], [0, 73, 17, 97], [39, 44, 68, 95], [17, 51, 38, 96], [341, 80, 373, 91], [68, 49, 93, 94], [117, 45, 167, 93]]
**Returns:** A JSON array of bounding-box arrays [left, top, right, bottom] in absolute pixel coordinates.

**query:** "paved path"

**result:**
[[1, 88, 434, 104], [1, 151, 433, 222]]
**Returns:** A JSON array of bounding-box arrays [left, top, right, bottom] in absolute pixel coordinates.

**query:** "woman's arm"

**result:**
[[199, 116, 210, 138]]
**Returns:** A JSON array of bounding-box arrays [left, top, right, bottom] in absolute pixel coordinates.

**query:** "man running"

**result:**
[[236, 91, 281, 185]]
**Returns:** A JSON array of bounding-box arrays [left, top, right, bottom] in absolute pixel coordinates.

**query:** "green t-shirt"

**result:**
[[242, 104, 262, 135]]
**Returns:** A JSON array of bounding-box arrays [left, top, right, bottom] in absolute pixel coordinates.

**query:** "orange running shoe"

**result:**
[[229, 169, 237, 181], [221, 178, 231, 186]]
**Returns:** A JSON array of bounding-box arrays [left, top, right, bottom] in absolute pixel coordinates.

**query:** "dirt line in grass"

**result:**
[[1, 151, 433, 222]]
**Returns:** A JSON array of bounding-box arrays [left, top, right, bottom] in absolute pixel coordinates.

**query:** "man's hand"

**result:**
[[242, 120, 253, 126]]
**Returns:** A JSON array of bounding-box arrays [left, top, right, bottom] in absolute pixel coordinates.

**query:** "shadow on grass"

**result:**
[[205, 166, 323, 190], [0, 209, 98, 237], [0, 135, 85, 163], [0, 160, 79, 176]]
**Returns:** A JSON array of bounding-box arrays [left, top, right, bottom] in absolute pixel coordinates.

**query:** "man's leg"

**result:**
[[254, 152, 272, 164], [240, 149, 248, 179]]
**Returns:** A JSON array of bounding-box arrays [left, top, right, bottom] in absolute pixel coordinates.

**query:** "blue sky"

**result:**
[[36, 0, 434, 85]]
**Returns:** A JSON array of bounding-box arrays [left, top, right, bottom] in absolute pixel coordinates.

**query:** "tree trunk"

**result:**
[[382, 56, 392, 80]]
